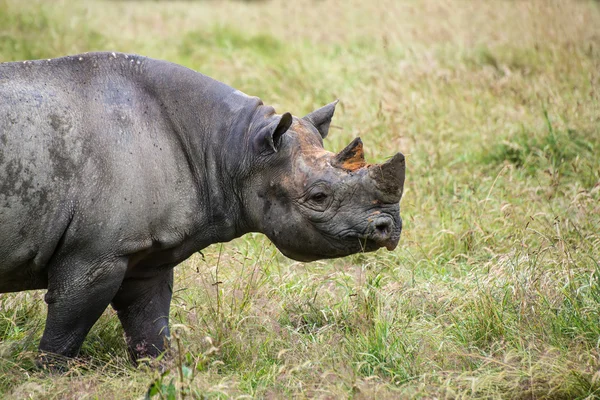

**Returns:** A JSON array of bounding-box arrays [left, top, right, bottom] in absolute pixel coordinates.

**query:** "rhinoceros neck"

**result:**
[[140, 56, 262, 242]]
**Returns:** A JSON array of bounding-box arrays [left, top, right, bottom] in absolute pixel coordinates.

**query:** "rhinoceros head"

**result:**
[[244, 101, 405, 262]]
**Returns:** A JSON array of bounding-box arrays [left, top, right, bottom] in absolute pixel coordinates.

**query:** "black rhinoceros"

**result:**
[[0, 52, 405, 363]]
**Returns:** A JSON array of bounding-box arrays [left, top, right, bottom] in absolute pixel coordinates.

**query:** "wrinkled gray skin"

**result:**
[[0, 53, 404, 364]]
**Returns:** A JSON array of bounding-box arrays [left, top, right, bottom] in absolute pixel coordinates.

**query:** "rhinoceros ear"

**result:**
[[256, 112, 293, 154], [302, 100, 339, 139]]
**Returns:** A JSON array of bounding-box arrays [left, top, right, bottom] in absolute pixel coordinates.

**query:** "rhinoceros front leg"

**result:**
[[111, 269, 173, 362], [39, 255, 127, 364]]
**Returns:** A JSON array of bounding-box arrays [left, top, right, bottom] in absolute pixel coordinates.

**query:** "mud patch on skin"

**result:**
[[290, 120, 327, 153], [49, 113, 73, 136], [47, 111, 85, 180], [48, 140, 76, 180]]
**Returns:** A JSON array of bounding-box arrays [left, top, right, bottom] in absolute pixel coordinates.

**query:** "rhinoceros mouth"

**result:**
[[357, 238, 382, 252], [275, 222, 400, 262], [324, 232, 397, 254], [277, 234, 396, 262], [352, 235, 399, 252], [342, 221, 401, 252]]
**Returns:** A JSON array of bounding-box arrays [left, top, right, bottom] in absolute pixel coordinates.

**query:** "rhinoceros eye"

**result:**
[[310, 192, 328, 203], [303, 184, 333, 211]]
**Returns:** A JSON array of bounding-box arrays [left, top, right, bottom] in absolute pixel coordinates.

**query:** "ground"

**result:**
[[1, 0, 599, 398]]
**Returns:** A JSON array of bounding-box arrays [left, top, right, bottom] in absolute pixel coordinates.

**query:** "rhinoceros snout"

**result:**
[[367, 215, 401, 251]]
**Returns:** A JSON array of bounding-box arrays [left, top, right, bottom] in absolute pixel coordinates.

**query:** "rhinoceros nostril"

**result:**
[[374, 219, 392, 238]]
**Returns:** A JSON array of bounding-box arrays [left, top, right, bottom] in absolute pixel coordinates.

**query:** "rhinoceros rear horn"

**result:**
[[332, 137, 366, 171], [368, 152, 406, 202], [302, 100, 339, 139]]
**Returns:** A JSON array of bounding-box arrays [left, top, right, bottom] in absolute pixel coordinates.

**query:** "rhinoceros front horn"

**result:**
[[368, 152, 406, 202]]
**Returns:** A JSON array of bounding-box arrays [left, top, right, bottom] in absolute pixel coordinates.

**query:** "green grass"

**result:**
[[1, 0, 600, 398]]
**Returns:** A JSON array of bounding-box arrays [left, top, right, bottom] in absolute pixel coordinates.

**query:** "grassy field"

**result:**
[[1, 0, 600, 398]]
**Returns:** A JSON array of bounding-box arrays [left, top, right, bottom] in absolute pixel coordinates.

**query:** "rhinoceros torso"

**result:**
[[0, 53, 258, 293]]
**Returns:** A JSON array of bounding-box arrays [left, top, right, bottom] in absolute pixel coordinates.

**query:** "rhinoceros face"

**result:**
[[246, 101, 405, 262]]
